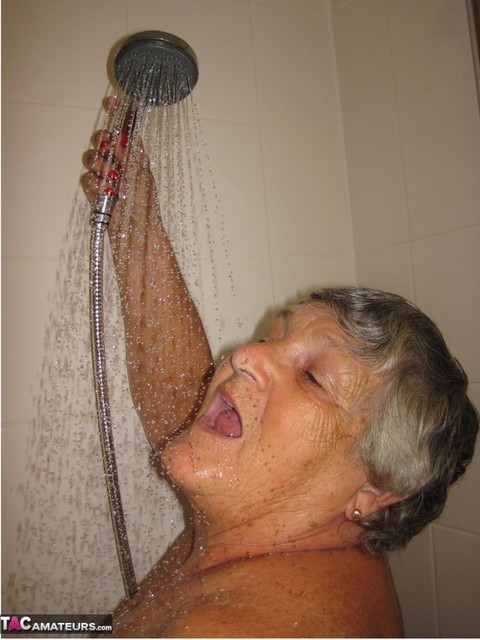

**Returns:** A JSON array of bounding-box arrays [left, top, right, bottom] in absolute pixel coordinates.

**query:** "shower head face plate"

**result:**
[[114, 31, 199, 106]]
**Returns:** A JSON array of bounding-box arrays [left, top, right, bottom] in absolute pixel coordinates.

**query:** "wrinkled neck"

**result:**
[[182, 507, 361, 575]]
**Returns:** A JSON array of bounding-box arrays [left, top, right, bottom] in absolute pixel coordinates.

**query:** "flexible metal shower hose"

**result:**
[[90, 194, 138, 599]]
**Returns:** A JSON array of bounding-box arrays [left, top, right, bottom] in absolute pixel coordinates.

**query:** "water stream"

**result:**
[[7, 87, 233, 614]]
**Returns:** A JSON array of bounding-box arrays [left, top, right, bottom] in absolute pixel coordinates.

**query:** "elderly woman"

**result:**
[[82, 123, 478, 638]]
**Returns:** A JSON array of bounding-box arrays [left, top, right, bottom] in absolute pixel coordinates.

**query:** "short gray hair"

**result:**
[[307, 287, 478, 553]]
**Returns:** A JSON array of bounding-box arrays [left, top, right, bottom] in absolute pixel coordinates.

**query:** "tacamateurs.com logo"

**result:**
[[1, 614, 113, 634]]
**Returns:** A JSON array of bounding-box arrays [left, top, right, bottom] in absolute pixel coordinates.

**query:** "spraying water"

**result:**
[[90, 30, 201, 599], [7, 31, 233, 614]]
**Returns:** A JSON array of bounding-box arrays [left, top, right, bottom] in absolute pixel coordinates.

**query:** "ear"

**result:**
[[348, 483, 409, 520]]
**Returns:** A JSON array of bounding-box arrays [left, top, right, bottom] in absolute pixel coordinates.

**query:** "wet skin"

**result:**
[[113, 535, 403, 637], [162, 305, 380, 550], [113, 306, 405, 637], [82, 125, 404, 636]]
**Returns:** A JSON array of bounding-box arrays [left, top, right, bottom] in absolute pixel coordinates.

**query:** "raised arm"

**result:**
[[81, 118, 214, 451]]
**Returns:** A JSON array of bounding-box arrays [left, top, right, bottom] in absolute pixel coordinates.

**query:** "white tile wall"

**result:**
[[412, 225, 480, 382], [345, 108, 409, 252], [2, 102, 96, 258], [356, 242, 414, 301], [262, 126, 351, 257], [433, 525, 480, 637], [331, 0, 395, 131], [388, 527, 437, 637], [254, 0, 325, 15], [386, 0, 474, 100], [271, 254, 355, 307], [252, 1, 338, 132], [200, 120, 270, 258], [2, 0, 127, 108], [399, 73, 480, 240]]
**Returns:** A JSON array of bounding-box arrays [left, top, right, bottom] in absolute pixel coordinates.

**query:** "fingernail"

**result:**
[[120, 132, 129, 148], [107, 169, 120, 181], [103, 185, 117, 197], [99, 139, 109, 150]]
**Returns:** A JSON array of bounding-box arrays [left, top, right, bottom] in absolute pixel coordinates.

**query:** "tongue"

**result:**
[[215, 409, 242, 438]]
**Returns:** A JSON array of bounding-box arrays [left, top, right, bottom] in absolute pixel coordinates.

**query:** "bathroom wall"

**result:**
[[2, 0, 479, 634], [331, 0, 480, 637], [2, 0, 353, 614]]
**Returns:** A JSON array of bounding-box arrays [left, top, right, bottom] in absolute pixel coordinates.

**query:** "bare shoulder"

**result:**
[[164, 548, 404, 638]]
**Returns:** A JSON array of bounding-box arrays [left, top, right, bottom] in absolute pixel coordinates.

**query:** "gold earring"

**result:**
[[352, 509, 362, 521]]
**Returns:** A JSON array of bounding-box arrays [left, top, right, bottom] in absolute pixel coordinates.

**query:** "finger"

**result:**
[[81, 166, 120, 201], [91, 129, 112, 150], [80, 171, 101, 204], [103, 96, 120, 115], [81, 142, 121, 194], [80, 170, 116, 199], [91, 127, 130, 168], [82, 148, 121, 179]]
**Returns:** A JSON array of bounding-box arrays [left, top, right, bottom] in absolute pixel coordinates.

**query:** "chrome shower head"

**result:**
[[113, 30, 199, 106]]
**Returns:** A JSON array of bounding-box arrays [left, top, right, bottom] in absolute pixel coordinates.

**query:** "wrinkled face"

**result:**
[[162, 304, 375, 527]]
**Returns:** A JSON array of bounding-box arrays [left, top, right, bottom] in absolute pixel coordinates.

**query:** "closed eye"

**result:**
[[304, 371, 323, 388]]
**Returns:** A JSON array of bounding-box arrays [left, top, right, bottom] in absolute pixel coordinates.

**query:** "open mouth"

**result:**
[[198, 387, 243, 438]]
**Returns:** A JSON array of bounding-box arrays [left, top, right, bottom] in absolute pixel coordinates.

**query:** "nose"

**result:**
[[231, 342, 273, 391]]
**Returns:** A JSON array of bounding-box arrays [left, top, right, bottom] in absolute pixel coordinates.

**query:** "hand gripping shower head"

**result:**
[[92, 31, 199, 224], [113, 30, 199, 106]]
